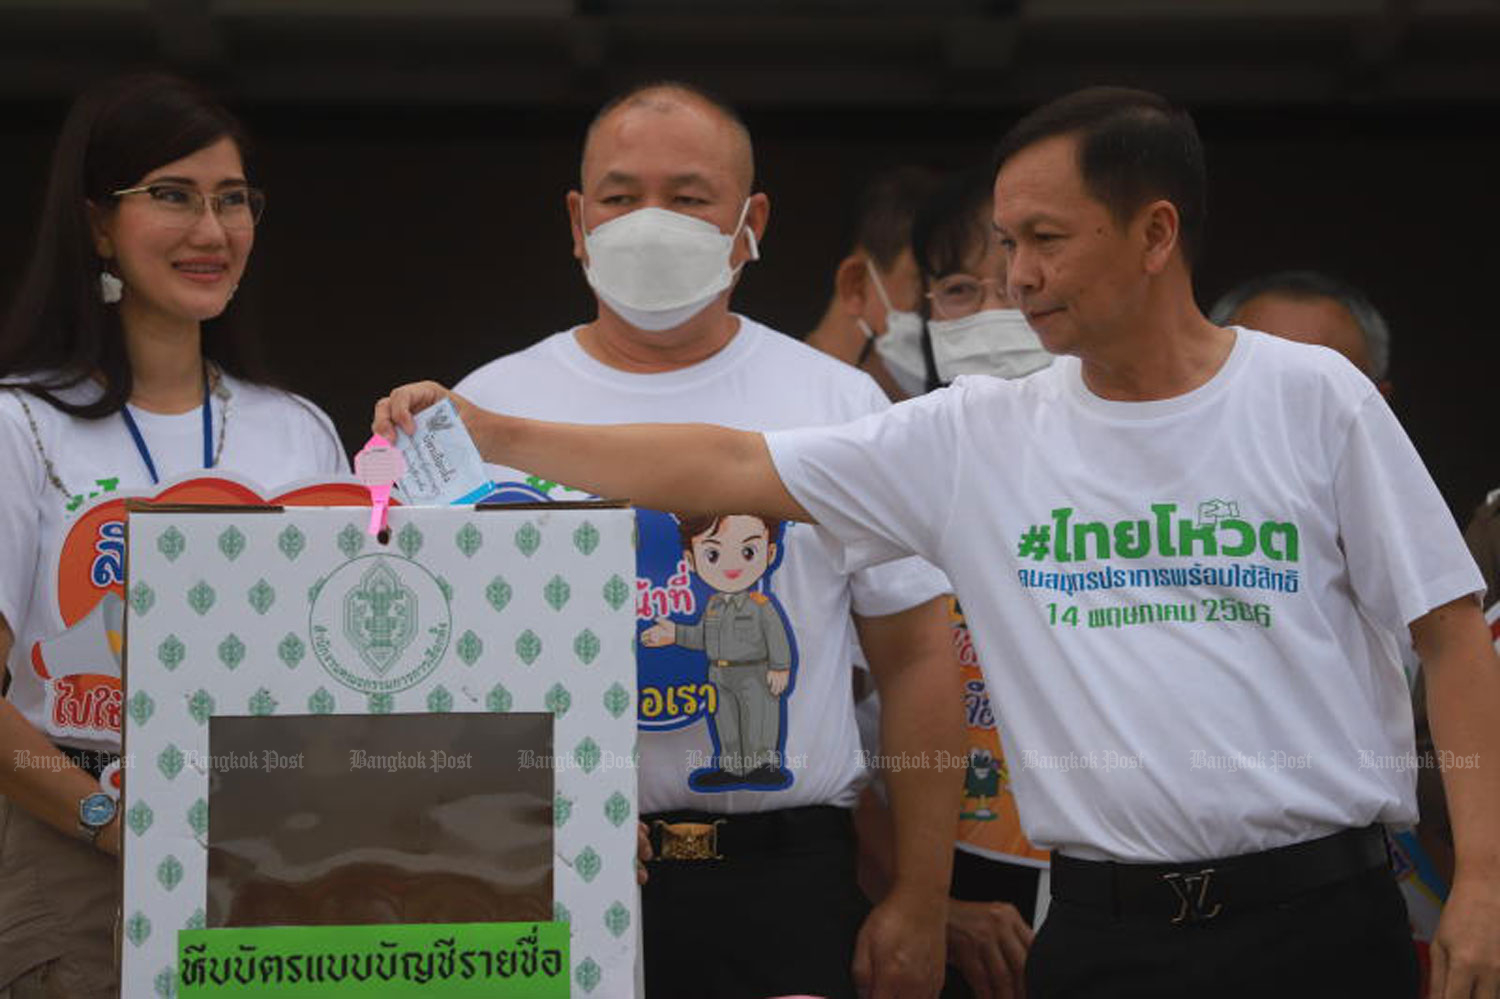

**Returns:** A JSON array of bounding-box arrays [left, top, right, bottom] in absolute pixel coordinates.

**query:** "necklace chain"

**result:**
[[16, 392, 74, 505], [14, 363, 232, 507]]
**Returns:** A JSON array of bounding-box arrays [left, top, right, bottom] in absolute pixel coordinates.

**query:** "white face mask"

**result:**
[[582, 199, 758, 332], [860, 259, 928, 396], [928, 308, 1053, 383]]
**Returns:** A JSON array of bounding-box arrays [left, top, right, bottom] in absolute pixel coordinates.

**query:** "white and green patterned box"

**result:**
[[121, 504, 638, 998]]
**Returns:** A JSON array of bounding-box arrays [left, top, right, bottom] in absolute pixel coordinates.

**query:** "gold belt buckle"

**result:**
[[654, 820, 726, 861]]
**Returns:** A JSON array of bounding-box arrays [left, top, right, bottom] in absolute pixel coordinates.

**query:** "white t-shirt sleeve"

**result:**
[[848, 558, 951, 618], [452, 369, 481, 398], [0, 398, 45, 633], [1334, 390, 1484, 631], [831, 378, 954, 615], [293, 394, 349, 476], [766, 387, 961, 574]]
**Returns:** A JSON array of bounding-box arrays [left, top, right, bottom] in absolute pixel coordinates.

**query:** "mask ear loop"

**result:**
[[863, 257, 897, 313], [854, 318, 877, 367], [734, 197, 760, 262], [856, 259, 903, 368]]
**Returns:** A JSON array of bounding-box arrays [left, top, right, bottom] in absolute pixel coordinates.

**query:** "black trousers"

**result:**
[[642, 806, 870, 999], [1026, 864, 1420, 999], [950, 848, 1044, 924]]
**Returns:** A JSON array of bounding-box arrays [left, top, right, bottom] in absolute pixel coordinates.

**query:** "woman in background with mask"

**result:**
[[913, 167, 1053, 392], [0, 73, 346, 996]]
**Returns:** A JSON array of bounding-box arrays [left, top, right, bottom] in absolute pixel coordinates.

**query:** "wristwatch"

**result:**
[[78, 791, 118, 845]]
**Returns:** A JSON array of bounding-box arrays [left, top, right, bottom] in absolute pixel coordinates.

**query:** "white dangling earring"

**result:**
[[99, 271, 123, 304]]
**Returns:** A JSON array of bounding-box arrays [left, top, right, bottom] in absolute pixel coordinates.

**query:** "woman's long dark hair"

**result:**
[[0, 73, 270, 418]]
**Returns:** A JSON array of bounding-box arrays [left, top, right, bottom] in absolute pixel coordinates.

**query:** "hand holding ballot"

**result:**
[[367, 390, 495, 506], [373, 380, 473, 441]]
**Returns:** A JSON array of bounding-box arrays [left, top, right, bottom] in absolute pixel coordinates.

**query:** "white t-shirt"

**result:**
[[767, 328, 1483, 863], [0, 373, 347, 752], [455, 316, 951, 815]]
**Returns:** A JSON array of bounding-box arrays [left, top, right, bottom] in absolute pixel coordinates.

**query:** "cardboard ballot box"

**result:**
[[121, 503, 638, 998]]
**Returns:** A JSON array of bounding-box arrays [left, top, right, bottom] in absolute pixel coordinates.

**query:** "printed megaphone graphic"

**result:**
[[31, 591, 125, 742]]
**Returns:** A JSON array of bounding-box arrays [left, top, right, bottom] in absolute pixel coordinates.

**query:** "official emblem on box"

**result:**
[[309, 554, 452, 694]]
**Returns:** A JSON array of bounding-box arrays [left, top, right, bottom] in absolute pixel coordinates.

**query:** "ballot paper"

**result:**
[[394, 398, 494, 505]]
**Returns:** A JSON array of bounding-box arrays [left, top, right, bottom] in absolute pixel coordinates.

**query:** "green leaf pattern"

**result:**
[[121, 510, 639, 990]]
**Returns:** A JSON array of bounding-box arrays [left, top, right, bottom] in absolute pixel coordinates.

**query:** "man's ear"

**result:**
[[1139, 199, 1180, 276], [566, 190, 586, 263], [834, 255, 869, 319], [766, 541, 778, 566], [86, 200, 114, 259], [733, 191, 770, 267]]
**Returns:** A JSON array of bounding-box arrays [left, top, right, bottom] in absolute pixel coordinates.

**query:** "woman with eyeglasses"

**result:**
[[0, 73, 345, 995], [911, 166, 1053, 393]]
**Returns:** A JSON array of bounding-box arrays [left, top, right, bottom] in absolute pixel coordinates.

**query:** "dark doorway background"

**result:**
[[1, 5, 1495, 520]]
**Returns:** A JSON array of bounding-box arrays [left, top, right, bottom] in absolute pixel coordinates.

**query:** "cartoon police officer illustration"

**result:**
[[642, 513, 794, 790]]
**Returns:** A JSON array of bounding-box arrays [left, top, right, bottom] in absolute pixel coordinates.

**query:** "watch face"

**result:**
[[80, 792, 117, 828]]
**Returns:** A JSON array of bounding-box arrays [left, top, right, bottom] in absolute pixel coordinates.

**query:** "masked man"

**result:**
[[450, 83, 963, 999]]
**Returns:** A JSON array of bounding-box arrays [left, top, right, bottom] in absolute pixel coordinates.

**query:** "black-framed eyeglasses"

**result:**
[[110, 182, 266, 230], [926, 275, 1007, 319]]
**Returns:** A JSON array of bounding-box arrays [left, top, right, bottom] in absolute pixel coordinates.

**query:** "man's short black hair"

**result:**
[[850, 166, 941, 272], [994, 87, 1207, 265]]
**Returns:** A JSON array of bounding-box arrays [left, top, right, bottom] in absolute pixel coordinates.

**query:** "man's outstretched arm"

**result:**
[[373, 381, 811, 522]]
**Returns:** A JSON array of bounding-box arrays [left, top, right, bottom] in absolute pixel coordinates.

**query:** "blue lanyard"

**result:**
[[120, 378, 213, 485]]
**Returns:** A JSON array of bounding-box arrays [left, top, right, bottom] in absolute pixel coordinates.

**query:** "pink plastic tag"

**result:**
[[354, 434, 407, 536]]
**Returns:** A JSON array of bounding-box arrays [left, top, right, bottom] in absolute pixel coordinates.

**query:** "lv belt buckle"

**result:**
[[1161, 868, 1223, 925], [654, 820, 726, 861]]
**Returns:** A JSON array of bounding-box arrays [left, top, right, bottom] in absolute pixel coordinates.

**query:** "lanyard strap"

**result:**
[[120, 377, 213, 486]]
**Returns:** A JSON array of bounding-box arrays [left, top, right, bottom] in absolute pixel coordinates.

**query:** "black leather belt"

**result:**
[[57, 744, 120, 780], [644, 805, 853, 862], [1050, 825, 1390, 925]]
